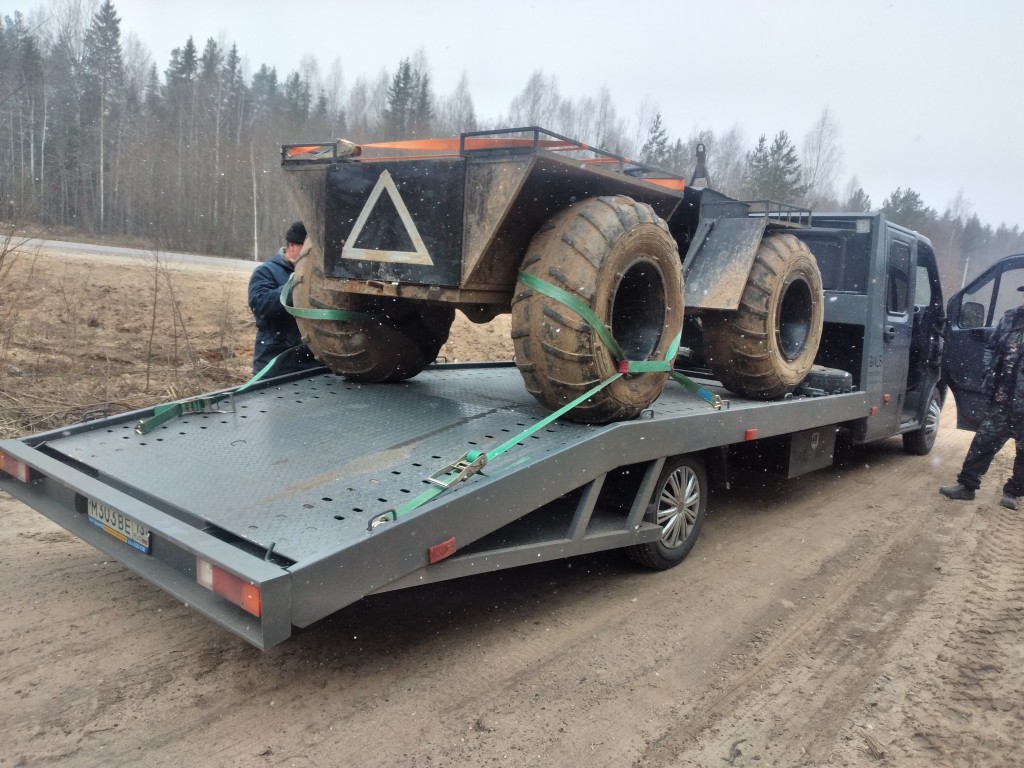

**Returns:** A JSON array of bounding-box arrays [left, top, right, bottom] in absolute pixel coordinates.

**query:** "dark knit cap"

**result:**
[[285, 221, 307, 244]]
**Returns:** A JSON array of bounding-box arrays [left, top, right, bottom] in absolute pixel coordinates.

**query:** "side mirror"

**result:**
[[960, 301, 985, 329]]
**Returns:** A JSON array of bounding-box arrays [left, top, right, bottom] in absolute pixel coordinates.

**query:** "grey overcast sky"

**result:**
[[107, 0, 1023, 230]]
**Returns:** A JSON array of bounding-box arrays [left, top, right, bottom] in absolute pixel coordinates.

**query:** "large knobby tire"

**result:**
[[511, 196, 684, 423], [627, 455, 708, 570], [903, 385, 942, 455], [291, 248, 454, 382], [702, 233, 823, 399]]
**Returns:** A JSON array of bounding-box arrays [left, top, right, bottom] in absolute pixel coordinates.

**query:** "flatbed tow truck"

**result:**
[[0, 131, 948, 650]]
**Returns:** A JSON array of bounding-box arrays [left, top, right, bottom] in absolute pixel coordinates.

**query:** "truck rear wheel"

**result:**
[[702, 233, 823, 399], [511, 196, 684, 423], [292, 253, 454, 382], [627, 455, 707, 570]]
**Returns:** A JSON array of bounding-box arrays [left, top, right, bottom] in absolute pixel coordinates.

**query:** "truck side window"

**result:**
[[960, 266, 1024, 328], [989, 267, 1024, 322], [796, 232, 871, 294], [887, 241, 911, 314]]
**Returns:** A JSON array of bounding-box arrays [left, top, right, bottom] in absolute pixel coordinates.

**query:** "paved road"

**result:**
[[23, 237, 258, 272]]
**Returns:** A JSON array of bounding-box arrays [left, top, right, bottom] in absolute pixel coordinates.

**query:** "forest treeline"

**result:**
[[1, 1, 1022, 291]]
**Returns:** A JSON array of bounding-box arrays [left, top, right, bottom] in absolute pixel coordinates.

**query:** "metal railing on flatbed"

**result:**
[[744, 199, 814, 226]]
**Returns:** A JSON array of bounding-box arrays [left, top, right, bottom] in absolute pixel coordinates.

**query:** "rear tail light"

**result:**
[[0, 451, 32, 483], [196, 558, 261, 617]]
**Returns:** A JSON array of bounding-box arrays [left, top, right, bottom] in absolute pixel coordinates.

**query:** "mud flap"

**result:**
[[683, 217, 767, 312]]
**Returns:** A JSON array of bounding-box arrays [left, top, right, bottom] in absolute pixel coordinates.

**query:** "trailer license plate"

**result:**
[[87, 500, 151, 554]]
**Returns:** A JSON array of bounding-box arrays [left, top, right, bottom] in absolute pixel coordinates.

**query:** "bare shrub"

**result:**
[[1, 240, 253, 439]]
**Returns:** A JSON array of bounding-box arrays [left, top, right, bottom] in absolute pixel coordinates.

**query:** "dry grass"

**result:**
[[0, 241, 253, 438], [0, 237, 515, 440]]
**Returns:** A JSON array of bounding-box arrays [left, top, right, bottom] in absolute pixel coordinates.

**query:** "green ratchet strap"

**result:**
[[368, 371, 625, 530], [135, 394, 231, 434], [669, 370, 722, 407], [518, 270, 722, 409], [134, 350, 292, 434], [279, 273, 380, 322], [367, 271, 725, 530], [517, 272, 625, 361], [136, 274, 382, 435]]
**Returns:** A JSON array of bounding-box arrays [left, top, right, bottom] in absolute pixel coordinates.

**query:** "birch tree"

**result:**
[[800, 106, 843, 207]]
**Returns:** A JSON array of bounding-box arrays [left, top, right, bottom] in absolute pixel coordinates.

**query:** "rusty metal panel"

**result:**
[[461, 156, 535, 288], [461, 153, 683, 293], [283, 165, 329, 267], [684, 217, 767, 311]]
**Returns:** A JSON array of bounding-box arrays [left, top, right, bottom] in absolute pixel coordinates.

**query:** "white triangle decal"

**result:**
[[342, 169, 434, 265]]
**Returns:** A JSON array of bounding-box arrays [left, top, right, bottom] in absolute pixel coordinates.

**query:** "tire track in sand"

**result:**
[[895, 499, 1024, 765], [636, 447, 955, 767]]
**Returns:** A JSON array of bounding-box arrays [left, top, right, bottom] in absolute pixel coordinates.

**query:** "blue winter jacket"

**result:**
[[248, 250, 317, 375]]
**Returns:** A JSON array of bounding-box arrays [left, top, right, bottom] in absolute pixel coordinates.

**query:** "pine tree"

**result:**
[[640, 112, 670, 167], [142, 63, 161, 115], [881, 187, 934, 231], [2, 14, 47, 215], [250, 64, 279, 118], [845, 187, 872, 212], [220, 44, 246, 141], [410, 68, 433, 138], [82, 0, 125, 230], [164, 36, 198, 94], [382, 58, 415, 139], [283, 70, 311, 124], [199, 37, 221, 85], [744, 131, 808, 201]]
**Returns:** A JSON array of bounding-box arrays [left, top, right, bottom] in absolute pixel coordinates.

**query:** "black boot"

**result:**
[[940, 484, 976, 501]]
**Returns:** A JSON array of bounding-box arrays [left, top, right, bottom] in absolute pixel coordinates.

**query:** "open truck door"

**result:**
[[943, 253, 1024, 430]]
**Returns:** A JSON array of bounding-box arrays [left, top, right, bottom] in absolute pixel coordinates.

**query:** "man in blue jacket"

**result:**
[[940, 286, 1024, 510], [248, 221, 319, 376]]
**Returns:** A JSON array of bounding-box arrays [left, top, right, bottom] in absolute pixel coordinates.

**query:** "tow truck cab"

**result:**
[[787, 213, 945, 448]]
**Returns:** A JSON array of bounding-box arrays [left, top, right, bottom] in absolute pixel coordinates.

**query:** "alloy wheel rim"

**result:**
[[656, 466, 701, 549]]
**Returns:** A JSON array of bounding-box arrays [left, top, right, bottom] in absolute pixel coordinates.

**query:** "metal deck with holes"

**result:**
[[1, 363, 869, 649]]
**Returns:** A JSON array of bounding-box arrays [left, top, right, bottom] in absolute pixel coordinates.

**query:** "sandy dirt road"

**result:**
[[1, 244, 1021, 767], [1, 407, 1021, 768]]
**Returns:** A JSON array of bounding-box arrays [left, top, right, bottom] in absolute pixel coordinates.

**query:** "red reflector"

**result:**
[[745, 429, 758, 441], [196, 558, 261, 617], [617, 360, 631, 373], [869, 406, 879, 416], [429, 537, 457, 564], [0, 451, 31, 483]]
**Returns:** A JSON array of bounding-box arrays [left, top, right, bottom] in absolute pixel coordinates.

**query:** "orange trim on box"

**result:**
[[363, 137, 581, 153]]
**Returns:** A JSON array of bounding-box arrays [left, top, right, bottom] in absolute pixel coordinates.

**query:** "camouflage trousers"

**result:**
[[957, 408, 1024, 497]]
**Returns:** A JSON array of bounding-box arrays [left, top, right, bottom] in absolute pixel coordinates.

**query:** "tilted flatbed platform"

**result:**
[[0, 363, 869, 649]]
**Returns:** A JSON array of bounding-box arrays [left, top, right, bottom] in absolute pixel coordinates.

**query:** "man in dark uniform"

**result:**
[[940, 285, 1024, 510], [248, 221, 319, 376]]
